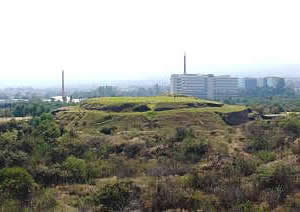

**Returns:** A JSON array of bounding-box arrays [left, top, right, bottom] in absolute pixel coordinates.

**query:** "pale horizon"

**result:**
[[1, 0, 300, 87]]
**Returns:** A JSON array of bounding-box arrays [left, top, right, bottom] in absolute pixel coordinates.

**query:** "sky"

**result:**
[[0, 0, 300, 87]]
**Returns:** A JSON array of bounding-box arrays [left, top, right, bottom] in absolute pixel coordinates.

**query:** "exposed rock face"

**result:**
[[82, 103, 150, 112], [220, 109, 249, 125], [51, 107, 70, 115], [132, 105, 151, 112], [154, 102, 224, 112]]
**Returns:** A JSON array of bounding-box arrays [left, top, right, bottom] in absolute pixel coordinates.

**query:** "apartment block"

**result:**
[[170, 74, 239, 100], [239, 78, 258, 90]]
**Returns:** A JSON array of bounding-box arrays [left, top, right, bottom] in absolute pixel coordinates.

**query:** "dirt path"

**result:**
[[0, 117, 32, 122]]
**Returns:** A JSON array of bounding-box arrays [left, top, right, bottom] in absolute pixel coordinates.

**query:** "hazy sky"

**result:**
[[1, 0, 300, 87]]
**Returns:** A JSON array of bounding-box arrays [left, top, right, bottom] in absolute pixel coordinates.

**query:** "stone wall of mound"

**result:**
[[154, 102, 223, 111], [220, 109, 249, 125], [81, 103, 151, 112]]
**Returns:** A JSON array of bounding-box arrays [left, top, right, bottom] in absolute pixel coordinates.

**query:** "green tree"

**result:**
[[92, 181, 138, 211], [0, 167, 35, 200], [63, 156, 88, 183]]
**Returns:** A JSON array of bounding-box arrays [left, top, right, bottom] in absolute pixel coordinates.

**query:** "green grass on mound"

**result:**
[[84, 96, 220, 105]]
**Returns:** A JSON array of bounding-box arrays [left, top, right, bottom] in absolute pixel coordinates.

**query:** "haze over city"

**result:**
[[1, 0, 300, 87]]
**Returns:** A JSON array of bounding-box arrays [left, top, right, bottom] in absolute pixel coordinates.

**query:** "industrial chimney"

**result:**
[[184, 52, 186, 75], [62, 70, 65, 102]]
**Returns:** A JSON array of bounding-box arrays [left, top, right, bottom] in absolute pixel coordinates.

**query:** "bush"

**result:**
[[263, 186, 284, 208], [217, 184, 246, 209], [285, 193, 300, 211], [150, 178, 191, 211], [175, 127, 193, 142], [186, 171, 219, 192], [233, 156, 257, 176], [0, 167, 35, 200], [63, 156, 88, 183], [181, 139, 209, 162], [246, 136, 270, 152], [256, 164, 293, 199], [32, 164, 65, 185], [32, 188, 57, 210], [280, 117, 300, 136], [256, 151, 276, 163], [123, 143, 143, 158], [92, 181, 140, 211]]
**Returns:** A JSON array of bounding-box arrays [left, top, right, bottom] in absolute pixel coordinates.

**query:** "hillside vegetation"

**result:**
[[3, 96, 300, 211]]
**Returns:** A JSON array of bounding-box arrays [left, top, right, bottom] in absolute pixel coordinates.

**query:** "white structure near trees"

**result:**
[[170, 74, 239, 100]]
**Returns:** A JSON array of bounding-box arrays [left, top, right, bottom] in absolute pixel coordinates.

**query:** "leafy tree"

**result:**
[[33, 113, 60, 141], [92, 181, 139, 211], [0, 167, 35, 200], [63, 156, 88, 183]]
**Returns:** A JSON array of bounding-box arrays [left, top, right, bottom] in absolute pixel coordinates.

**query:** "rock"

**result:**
[[132, 105, 151, 112], [220, 109, 249, 125]]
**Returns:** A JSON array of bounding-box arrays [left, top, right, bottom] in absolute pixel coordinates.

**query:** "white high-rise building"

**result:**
[[170, 74, 239, 100]]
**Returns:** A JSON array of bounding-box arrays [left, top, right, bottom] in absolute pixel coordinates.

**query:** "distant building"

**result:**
[[245, 78, 258, 90], [48, 96, 81, 103], [264, 77, 285, 89], [239, 78, 257, 90], [170, 74, 239, 100], [256, 77, 285, 89], [257, 78, 266, 88]]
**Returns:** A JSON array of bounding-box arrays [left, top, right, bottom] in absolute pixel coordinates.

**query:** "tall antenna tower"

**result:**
[[184, 52, 186, 75], [62, 70, 65, 101]]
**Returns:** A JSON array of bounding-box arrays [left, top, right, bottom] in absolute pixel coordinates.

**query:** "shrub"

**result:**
[[233, 156, 257, 176], [32, 164, 65, 185], [256, 164, 293, 199], [150, 178, 191, 211], [181, 139, 209, 162], [186, 171, 219, 192], [246, 136, 270, 152], [0, 167, 35, 200], [217, 184, 246, 209], [92, 181, 140, 211], [175, 127, 193, 142], [32, 188, 57, 210], [63, 156, 88, 183], [285, 193, 300, 211], [123, 143, 143, 158], [191, 192, 220, 211], [280, 117, 300, 136], [263, 186, 284, 208], [256, 151, 276, 163]]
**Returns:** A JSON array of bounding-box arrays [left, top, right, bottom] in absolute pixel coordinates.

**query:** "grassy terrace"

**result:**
[[84, 96, 220, 105], [76, 96, 246, 115], [76, 104, 246, 115]]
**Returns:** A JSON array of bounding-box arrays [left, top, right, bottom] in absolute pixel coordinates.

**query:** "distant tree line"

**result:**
[[71, 84, 169, 98], [0, 100, 73, 117]]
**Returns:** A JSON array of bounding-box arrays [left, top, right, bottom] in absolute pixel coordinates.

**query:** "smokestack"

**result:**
[[184, 52, 186, 75], [62, 70, 65, 99]]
